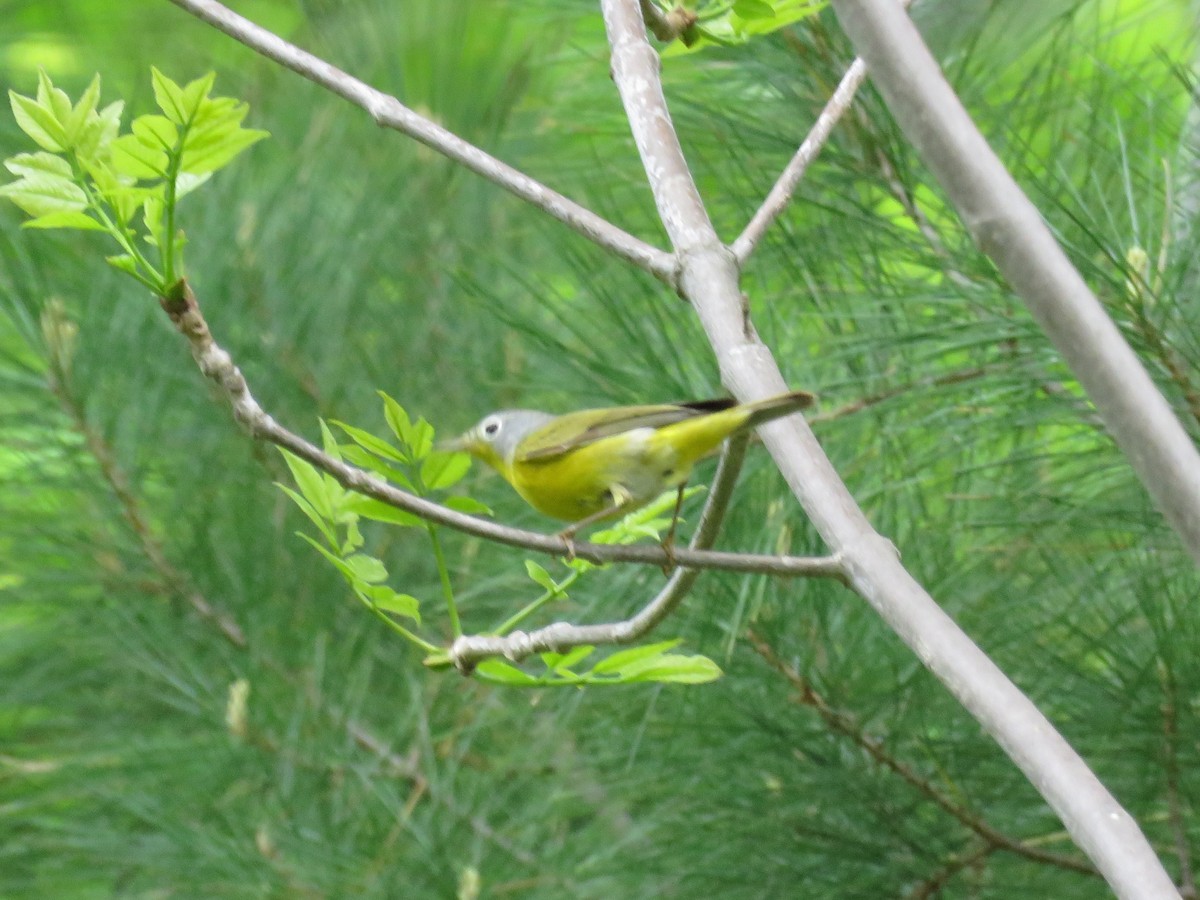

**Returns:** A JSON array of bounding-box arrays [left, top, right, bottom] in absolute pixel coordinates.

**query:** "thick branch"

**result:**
[[831, 0, 1200, 569], [602, 0, 1177, 896], [166, 0, 675, 283]]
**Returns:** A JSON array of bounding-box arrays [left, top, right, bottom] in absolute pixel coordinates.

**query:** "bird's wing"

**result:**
[[516, 398, 735, 461]]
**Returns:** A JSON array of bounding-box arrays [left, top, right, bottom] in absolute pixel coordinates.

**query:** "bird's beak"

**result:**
[[436, 432, 471, 454]]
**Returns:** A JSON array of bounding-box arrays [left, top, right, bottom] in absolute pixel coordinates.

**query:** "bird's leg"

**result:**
[[554, 485, 634, 561], [660, 483, 686, 574]]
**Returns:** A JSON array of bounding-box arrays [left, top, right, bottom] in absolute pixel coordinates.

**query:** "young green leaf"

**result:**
[[341, 494, 422, 527], [150, 67, 189, 125], [420, 450, 470, 491], [24, 210, 104, 231], [443, 496, 492, 516], [0, 172, 87, 219], [110, 133, 167, 179], [618, 654, 723, 684], [590, 640, 684, 675], [276, 483, 338, 546], [379, 392, 416, 447], [279, 449, 334, 520], [9, 91, 68, 152], [362, 585, 420, 622], [524, 560, 560, 593], [343, 553, 388, 584], [475, 659, 540, 686], [331, 420, 408, 463]]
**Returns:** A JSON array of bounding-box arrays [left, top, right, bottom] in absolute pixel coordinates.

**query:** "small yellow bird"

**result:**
[[448, 389, 815, 540]]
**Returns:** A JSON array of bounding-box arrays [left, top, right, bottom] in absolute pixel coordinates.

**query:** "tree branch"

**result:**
[[165, 0, 676, 284], [602, 0, 1177, 895], [831, 0, 1200, 571]]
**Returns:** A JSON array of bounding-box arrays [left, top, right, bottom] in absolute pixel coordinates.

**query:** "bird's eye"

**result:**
[[482, 417, 501, 437]]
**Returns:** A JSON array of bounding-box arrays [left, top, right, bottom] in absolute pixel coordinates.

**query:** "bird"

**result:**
[[446, 389, 815, 552]]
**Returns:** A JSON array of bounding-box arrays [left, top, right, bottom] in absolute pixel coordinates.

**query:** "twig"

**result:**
[[1159, 662, 1197, 898], [748, 632, 1099, 879], [158, 280, 844, 580], [731, 0, 914, 264], [905, 841, 993, 900], [43, 323, 247, 647], [833, 0, 1200, 574], [165, 0, 676, 284], [732, 57, 868, 263]]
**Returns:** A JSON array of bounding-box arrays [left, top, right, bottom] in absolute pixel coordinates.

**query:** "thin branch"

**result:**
[[732, 57, 868, 263], [731, 0, 914, 264], [905, 841, 994, 900], [1159, 661, 1197, 898], [749, 632, 1099, 879], [165, 0, 676, 284], [449, 433, 773, 669], [159, 280, 845, 583], [42, 317, 246, 647]]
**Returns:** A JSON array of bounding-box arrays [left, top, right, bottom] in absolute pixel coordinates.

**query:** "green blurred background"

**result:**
[[1, 0, 1197, 896]]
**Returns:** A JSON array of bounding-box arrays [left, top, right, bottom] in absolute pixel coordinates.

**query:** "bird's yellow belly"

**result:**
[[509, 429, 683, 521]]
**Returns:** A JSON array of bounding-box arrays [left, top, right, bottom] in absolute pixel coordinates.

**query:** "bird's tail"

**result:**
[[741, 389, 816, 429]]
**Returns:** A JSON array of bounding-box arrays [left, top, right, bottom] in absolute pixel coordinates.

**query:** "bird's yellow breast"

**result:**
[[507, 428, 681, 521]]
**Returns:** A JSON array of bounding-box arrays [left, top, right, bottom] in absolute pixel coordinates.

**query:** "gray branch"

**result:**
[[832, 0, 1200, 570], [603, 0, 1178, 896], [166, 0, 675, 283]]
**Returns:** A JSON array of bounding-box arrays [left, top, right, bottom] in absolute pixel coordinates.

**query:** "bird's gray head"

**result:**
[[452, 409, 555, 467]]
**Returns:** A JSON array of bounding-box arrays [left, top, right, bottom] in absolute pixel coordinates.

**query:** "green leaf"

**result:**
[[379, 392, 416, 447], [279, 449, 334, 520], [65, 74, 102, 141], [318, 420, 343, 464], [443, 495, 492, 516], [332, 420, 408, 463], [475, 659, 539, 685], [150, 67, 189, 125], [0, 172, 88, 219], [618, 654, 723, 684], [180, 125, 268, 175], [105, 254, 140, 276], [340, 446, 416, 490], [362, 585, 420, 622], [131, 114, 178, 151], [174, 171, 212, 199], [276, 484, 338, 547], [179, 71, 217, 120], [23, 210, 105, 231], [110, 133, 167, 179], [420, 450, 470, 491], [734, 0, 776, 19], [4, 151, 71, 178], [9, 91, 68, 152], [341, 494, 422, 527], [542, 645, 594, 672], [77, 100, 124, 161], [590, 640, 683, 675], [410, 418, 435, 460], [524, 560, 559, 593], [344, 554, 388, 584], [37, 71, 73, 125]]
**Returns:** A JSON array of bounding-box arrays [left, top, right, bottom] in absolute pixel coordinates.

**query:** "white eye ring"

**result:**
[[481, 416, 502, 438]]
